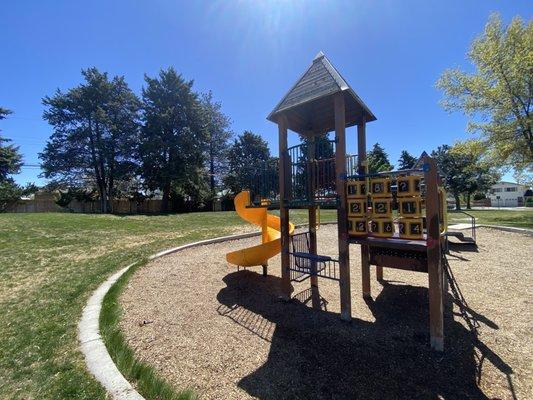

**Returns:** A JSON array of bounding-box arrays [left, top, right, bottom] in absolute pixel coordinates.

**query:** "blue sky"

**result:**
[[1, 0, 531, 185]]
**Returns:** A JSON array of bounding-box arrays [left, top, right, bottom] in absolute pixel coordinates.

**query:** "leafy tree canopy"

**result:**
[[397, 150, 417, 170], [437, 14, 533, 169], [513, 167, 533, 187], [298, 134, 335, 161], [0, 108, 22, 181], [0, 108, 26, 212], [432, 140, 500, 209], [40, 68, 140, 213], [140, 67, 208, 211], [367, 143, 393, 173], [224, 131, 271, 194], [200, 91, 233, 195]]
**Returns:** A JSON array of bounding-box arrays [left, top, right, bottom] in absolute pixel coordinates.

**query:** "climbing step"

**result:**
[[446, 231, 476, 244]]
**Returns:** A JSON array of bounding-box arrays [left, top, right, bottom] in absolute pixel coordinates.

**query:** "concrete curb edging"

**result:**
[[78, 263, 143, 400], [449, 223, 533, 235], [78, 224, 336, 400], [477, 224, 533, 235]]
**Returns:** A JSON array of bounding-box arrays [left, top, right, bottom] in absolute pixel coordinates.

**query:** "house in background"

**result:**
[[487, 181, 529, 207]]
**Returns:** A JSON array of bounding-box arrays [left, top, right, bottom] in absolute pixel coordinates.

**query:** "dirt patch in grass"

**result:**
[[0, 232, 186, 304], [120, 227, 532, 400]]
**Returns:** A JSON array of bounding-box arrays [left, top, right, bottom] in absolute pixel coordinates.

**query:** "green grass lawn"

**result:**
[[0, 210, 318, 400], [0, 208, 530, 399], [447, 209, 533, 229]]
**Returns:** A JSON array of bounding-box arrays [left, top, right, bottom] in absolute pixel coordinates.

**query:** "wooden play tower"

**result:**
[[265, 52, 446, 351]]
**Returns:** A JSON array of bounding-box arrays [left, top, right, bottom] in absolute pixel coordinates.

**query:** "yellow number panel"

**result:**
[[398, 218, 424, 239], [348, 217, 368, 236], [398, 196, 423, 217], [396, 176, 422, 197], [371, 197, 393, 218], [370, 219, 394, 238], [370, 178, 392, 197], [348, 199, 367, 217], [346, 180, 366, 199]]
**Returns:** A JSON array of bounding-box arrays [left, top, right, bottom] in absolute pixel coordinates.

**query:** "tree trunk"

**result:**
[[108, 162, 114, 214], [94, 119, 109, 213], [99, 189, 107, 214], [161, 182, 171, 213], [454, 194, 461, 210], [101, 187, 109, 213], [210, 157, 215, 194], [88, 117, 107, 214], [466, 193, 472, 210]]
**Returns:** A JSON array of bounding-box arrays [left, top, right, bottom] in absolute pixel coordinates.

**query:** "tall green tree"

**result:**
[[224, 131, 271, 194], [1, 108, 22, 181], [299, 134, 335, 160], [437, 14, 533, 169], [200, 91, 232, 196], [291, 134, 335, 199], [432, 140, 499, 209], [40, 68, 140, 213], [367, 143, 393, 173], [451, 140, 500, 208], [432, 145, 469, 210], [0, 108, 25, 211], [397, 150, 417, 170], [139, 68, 207, 212]]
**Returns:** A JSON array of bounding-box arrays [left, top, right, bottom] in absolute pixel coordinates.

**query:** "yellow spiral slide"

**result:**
[[226, 191, 295, 267]]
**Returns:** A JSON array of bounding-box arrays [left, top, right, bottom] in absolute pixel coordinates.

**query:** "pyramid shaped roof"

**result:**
[[267, 52, 376, 134]]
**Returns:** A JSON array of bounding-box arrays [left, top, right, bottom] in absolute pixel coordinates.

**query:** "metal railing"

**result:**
[[454, 210, 477, 242], [288, 232, 340, 282]]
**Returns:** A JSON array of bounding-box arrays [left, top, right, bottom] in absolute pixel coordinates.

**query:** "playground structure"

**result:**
[[227, 52, 470, 351], [226, 191, 295, 275]]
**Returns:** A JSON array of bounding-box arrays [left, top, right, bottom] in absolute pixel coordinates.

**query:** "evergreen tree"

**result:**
[[299, 134, 335, 160], [0, 108, 24, 211], [200, 91, 232, 196], [0, 108, 22, 181], [293, 134, 335, 199], [40, 68, 140, 213], [139, 68, 207, 212], [224, 131, 271, 194], [367, 143, 393, 173], [397, 150, 417, 170]]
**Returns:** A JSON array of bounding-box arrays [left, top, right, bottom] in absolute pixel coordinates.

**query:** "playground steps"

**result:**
[[446, 213, 477, 246], [446, 231, 476, 244]]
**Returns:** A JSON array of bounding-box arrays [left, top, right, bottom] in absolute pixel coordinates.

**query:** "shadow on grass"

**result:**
[[217, 270, 514, 400]]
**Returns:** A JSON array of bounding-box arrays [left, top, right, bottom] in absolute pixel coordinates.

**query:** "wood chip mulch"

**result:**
[[119, 226, 532, 400]]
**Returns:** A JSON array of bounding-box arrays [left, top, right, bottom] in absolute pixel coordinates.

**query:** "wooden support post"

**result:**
[[443, 267, 449, 295], [425, 156, 444, 351], [261, 210, 269, 276], [307, 135, 320, 309], [278, 115, 292, 300], [357, 117, 371, 298], [334, 93, 351, 321], [376, 266, 383, 281]]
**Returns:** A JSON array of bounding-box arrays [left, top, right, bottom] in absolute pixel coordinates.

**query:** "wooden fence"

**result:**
[[6, 198, 165, 214]]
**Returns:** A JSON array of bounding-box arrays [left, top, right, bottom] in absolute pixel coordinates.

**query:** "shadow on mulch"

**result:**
[[217, 270, 514, 400]]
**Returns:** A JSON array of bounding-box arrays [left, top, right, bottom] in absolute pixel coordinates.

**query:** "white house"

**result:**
[[487, 181, 528, 207]]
